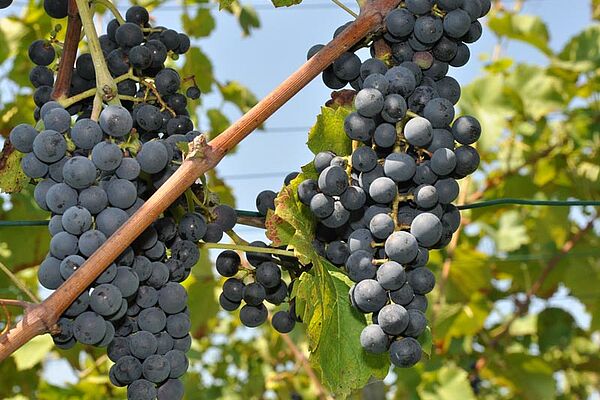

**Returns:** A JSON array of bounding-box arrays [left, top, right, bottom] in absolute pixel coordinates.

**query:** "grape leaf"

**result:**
[[218, 81, 259, 114], [418, 363, 477, 400], [182, 8, 215, 38], [0, 142, 28, 194], [271, 0, 303, 7], [488, 12, 552, 56], [307, 106, 352, 156], [12, 335, 53, 370]]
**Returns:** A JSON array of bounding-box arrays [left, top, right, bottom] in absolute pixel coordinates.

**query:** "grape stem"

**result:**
[[92, 0, 125, 24], [331, 0, 359, 18], [0, 0, 403, 361], [75, 0, 121, 106], [200, 242, 296, 258], [60, 72, 139, 108], [225, 230, 250, 246], [0, 299, 35, 309], [0, 262, 40, 304]]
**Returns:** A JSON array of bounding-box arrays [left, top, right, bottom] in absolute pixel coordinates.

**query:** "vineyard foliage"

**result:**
[[0, 0, 599, 399]]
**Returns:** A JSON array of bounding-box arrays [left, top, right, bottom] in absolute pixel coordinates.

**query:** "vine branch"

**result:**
[[52, 0, 81, 100], [0, 0, 402, 361]]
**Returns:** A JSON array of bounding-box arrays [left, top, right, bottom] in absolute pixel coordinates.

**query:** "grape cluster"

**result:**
[[300, 0, 489, 368], [215, 173, 303, 334], [7, 4, 236, 399]]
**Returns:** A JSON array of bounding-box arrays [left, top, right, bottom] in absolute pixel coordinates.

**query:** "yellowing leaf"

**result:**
[[12, 334, 53, 370], [307, 106, 352, 156]]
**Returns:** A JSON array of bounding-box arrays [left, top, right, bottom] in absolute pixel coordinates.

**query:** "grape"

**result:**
[[318, 166, 348, 196], [28, 40, 55, 66], [115, 22, 144, 48], [265, 281, 288, 305], [378, 303, 410, 335], [136, 141, 169, 174], [384, 152, 416, 183], [428, 128, 455, 153], [369, 213, 395, 239], [177, 212, 207, 241], [30, 65, 54, 88], [243, 282, 266, 306], [100, 106, 133, 137], [414, 185, 438, 209], [404, 309, 428, 337], [256, 262, 282, 289], [385, 231, 418, 264], [160, 29, 181, 51], [272, 310, 296, 333], [63, 156, 97, 189], [437, 0, 462, 11], [256, 190, 277, 216], [202, 223, 223, 243], [59, 254, 86, 280], [352, 279, 387, 313], [361, 324, 389, 354], [239, 304, 268, 328], [216, 250, 240, 277], [404, 117, 433, 148], [444, 9, 472, 39], [414, 161, 437, 185], [461, 0, 482, 21], [222, 278, 244, 303], [61, 206, 92, 235], [136, 104, 163, 132], [73, 311, 107, 345], [71, 119, 103, 150], [450, 43, 470, 67], [128, 379, 157, 400], [351, 146, 378, 172], [48, 156, 68, 182], [213, 205, 237, 231], [155, 69, 181, 95], [32, 129, 66, 163], [96, 207, 129, 237], [355, 88, 384, 118], [32, 179, 54, 211], [21, 153, 48, 179], [38, 256, 64, 289], [141, 354, 171, 383], [414, 16, 444, 44], [344, 112, 375, 141], [50, 231, 79, 260], [391, 42, 415, 64], [454, 145, 480, 176], [410, 213, 442, 248], [307, 44, 325, 59], [92, 141, 123, 171], [63, 291, 90, 318], [340, 186, 366, 211], [385, 66, 417, 97], [377, 261, 407, 290], [408, 267, 436, 295], [321, 201, 350, 229], [79, 186, 108, 215], [423, 98, 455, 129], [146, 262, 170, 288], [112, 267, 139, 297], [348, 229, 373, 253], [325, 241, 349, 265], [369, 177, 397, 204], [434, 178, 459, 204], [406, 0, 433, 14], [385, 8, 415, 38], [373, 123, 397, 148], [9, 124, 38, 153], [219, 292, 240, 311], [442, 204, 461, 232], [360, 58, 387, 79], [310, 193, 334, 218], [170, 240, 199, 269], [52, 317, 73, 344], [451, 115, 481, 145], [363, 73, 389, 95], [436, 76, 461, 105], [158, 282, 188, 314], [430, 148, 457, 176], [137, 286, 159, 308], [346, 250, 376, 282], [163, 349, 188, 379], [43, 107, 71, 133], [108, 337, 131, 362], [113, 356, 143, 385], [332, 52, 361, 81], [389, 337, 422, 368], [138, 307, 167, 333], [322, 67, 346, 90]]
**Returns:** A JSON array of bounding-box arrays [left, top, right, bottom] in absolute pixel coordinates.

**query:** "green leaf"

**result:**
[[483, 353, 556, 400], [484, 210, 530, 252], [238, 5, 260, 36], [207, 108, 231, 141], [418, 326, 433, 358], [12, 334, 53, 370], [558, 25, 600, 72], [182, 8, 216, 38], [307, 106, 353, 156], [488, 12, 553, 56], [218, 81, 258, 114], [594, 0, 600, 20], [182, 47, 214, 93], [443, 245, 493, 303], [418, 364, 477, 400], [271, 0, 303, 7], [207, 169, 236, 207], [218, 0, 235, 9], [537, 308, 576, 352], [0, 142, 28, 194]]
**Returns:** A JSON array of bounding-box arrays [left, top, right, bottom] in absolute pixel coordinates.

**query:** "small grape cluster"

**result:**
[[8, 4, 236, 400], [299, 0, 489, 368], [214, 173, 303, 334]]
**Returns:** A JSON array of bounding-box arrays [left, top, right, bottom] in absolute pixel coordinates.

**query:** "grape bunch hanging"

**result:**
[[9, 4, 230, 399], [296, 0, 489, 367]]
